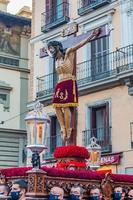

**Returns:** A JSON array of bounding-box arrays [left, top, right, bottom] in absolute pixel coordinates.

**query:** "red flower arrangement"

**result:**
[[1, 166, 133, 183], [56, 160, 87, 169], [0, 167, 31, 177], [53, 145, 89, 159]]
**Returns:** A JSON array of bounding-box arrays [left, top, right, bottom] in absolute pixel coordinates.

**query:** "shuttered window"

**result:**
[[46, 0, 52, 24], [90, 102, 109, 140], [0, 131, 26, 167], [85, 101, 111, 152], [45, 0, 67, 24], [91, 36, 109, 78]]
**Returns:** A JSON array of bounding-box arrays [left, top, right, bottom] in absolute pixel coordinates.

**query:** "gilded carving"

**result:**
[[46, 179, 100, 195], [37, 175, 44, 193], [28, 174, 35, 192]]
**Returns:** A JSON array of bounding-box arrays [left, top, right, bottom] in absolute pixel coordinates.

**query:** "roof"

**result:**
[[0, 10, 31, 26]]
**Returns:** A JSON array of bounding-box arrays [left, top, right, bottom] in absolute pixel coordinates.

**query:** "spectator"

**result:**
[[0, 184, 10, 196], [49, 186, 64, 200], [112, 186, 126, 200], [89, 185, 102, 200], [70, 185, 84, 200], [0, 184, 10, 199], [10, 179, 27, 200], [127, 189, 133, 200]]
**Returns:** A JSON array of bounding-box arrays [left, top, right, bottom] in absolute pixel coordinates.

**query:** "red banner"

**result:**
[[100, 154, 121, 166]]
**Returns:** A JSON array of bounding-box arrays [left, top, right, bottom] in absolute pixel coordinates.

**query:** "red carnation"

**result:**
[[53, 145, 90, 159]]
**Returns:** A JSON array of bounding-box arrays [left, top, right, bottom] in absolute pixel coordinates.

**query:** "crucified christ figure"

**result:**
[[47, 28, 101, 142]]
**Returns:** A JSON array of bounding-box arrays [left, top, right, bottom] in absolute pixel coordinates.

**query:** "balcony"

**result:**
[[77, 44, 133, 89], [44, 134, 63, 159], [41, 2, 70, 32], [36, 72, 58, 99], [36, 44, 133, 100], [82, 126, 112, 153], [78, 0, 111, 16]]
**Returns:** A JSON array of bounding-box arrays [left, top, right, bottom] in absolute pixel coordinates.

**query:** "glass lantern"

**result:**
[[25, 101, 50, 168], [86, 137, 101, 170]]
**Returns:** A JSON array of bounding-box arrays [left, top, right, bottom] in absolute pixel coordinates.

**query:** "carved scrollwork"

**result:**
[[37, 175, 44, 193], [46, 180, 62, 192], [28, 174, 35, 192], [46, 179, 100, 195], [46, 179, 72, 193]]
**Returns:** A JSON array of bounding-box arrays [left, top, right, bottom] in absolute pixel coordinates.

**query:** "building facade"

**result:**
[[29, 0, 133, 174], [17, 6, 32, 19], [0, 1, 31, 167]]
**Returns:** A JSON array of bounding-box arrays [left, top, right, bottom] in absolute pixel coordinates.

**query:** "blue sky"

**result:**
[[7, 0, 32, 14]]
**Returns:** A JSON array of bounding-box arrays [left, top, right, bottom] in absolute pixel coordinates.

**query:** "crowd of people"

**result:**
[[49, 185, 133, 200], [0, 179, 133, 200]]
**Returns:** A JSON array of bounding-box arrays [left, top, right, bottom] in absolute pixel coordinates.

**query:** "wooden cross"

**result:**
[[61, 21, 78, 145], [60, 25, 108, 145]]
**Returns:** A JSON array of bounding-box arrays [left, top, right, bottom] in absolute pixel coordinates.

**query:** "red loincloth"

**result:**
[[53, 79, 78, 107]]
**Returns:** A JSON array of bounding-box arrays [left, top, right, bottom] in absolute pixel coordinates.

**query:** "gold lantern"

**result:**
[[86, 137, 101, 170]]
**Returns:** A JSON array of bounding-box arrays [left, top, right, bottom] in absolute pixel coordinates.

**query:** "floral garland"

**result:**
[[53, 145, 89, 159], [1, 166, 133, 183]]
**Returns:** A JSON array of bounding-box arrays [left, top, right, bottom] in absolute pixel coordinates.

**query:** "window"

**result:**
[[46, 0, 68, 24], [49, 57, 57, 91], [81, 0, 94, 7], [84, 101, 111, 152], [0, 90, 10, 111], [55, 0, 63, 20], [91, 36, 109, 79], [0, 93, 7, 102], [125, 167, 133, 175], [46, 0, 63, 24], [90, 103, 109, 140], [44, 115, 62, 158], [78, 0, 111, 16], [42, 57, 56, 92]]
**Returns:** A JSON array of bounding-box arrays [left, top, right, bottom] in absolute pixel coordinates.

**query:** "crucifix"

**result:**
[[46, 23, 102, 145]]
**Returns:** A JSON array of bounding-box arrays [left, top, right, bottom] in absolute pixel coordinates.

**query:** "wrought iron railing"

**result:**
[[41, 2, 69, 31], [36, 44, 133, 98], [78, 0, 111, 15], [36, 72, 57, 97], [82, 126, 112, 152], [44, 134, 63, 159], [77, 44, 133, 86]]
